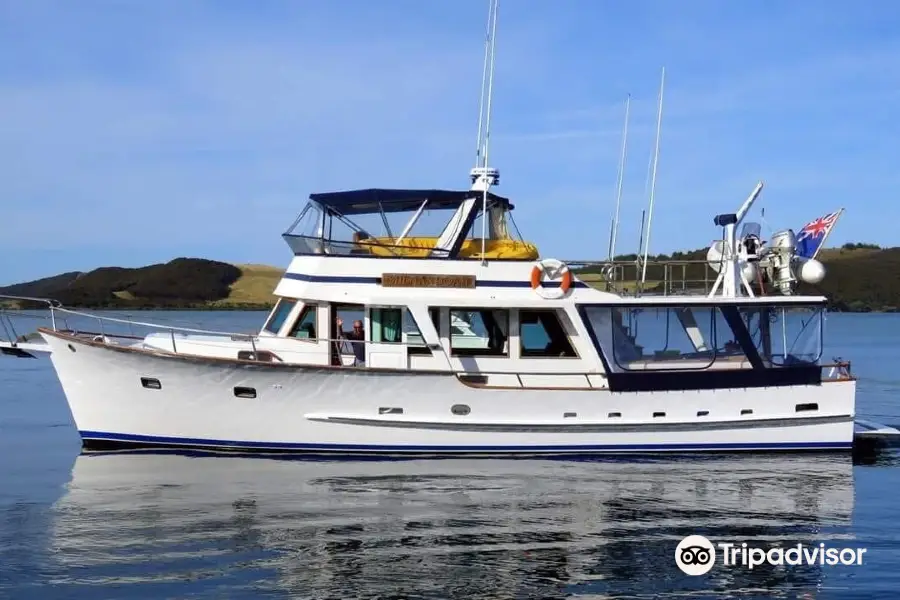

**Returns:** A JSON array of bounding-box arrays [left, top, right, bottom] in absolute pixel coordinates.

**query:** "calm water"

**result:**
[[1, 310, 899, 599]]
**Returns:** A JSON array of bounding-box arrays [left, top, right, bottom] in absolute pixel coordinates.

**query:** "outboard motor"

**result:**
[[756, 228, 827, 295], [765, 229, 797, 294]]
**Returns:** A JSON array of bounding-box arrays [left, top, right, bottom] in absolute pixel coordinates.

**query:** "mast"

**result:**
[[640, 66, 665, 285], [472, 0, 500, 263], [607, 94, 631, 262], [473, 0, 494, 170]]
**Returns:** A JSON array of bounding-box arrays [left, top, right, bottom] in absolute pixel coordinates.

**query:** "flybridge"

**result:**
[[282, 182, 539, 261]]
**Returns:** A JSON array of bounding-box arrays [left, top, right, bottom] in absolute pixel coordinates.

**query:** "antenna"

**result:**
[[640, 66, 665, 285], [473, 0, 494, 169], [607, 94, 631, 261], [757, 206, 776, 240], [474, 0, 499, 263]]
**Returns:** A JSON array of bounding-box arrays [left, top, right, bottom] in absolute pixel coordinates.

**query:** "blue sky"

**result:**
[[1, 0, 898, 284]]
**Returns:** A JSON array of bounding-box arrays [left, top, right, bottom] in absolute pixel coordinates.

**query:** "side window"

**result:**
[[371, 308, 402, 343], [449, 309, 508, 356], [263, 298, 297, 334], [403, 309, 432, 355], [520, 310, 577, 358], [287, 304, 318, 339]]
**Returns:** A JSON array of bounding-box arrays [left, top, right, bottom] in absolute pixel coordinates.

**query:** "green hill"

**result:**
[[0, 244, 897, 311], [0, 258, 284, 310]]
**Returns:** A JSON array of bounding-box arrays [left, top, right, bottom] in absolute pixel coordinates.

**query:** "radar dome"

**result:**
[[707, 240, 757, 282], [706, 240, 726, 273]]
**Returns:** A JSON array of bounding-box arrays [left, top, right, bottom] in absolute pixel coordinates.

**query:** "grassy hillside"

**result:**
[[210, 263, 284, 308], [0, 258, 284, 310]]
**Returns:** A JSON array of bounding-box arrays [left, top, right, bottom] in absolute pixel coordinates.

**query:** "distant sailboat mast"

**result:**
[[607, 94, 631, 262], [640, 66, 666, 290]]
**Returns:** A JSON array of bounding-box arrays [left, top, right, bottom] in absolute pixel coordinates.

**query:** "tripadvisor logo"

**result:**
[[675, 535, 867, 575], [676, 535, 716, 575]]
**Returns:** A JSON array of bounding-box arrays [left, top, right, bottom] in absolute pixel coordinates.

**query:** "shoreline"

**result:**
[[1, 304, 896, 314], [1, 304, 275, 312]]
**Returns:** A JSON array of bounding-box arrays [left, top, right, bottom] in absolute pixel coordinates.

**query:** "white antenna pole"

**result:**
[[480, 0, 499, 262], [640, 66, 665, 285], [608, 93, 631, 261], [474, 0, 494, 168]]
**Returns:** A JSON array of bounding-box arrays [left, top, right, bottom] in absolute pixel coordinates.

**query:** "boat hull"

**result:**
[[41, 330, 857, 456]]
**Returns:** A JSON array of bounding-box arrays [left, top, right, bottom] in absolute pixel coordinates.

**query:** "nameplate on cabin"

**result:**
[[380, 273, 476, 288]]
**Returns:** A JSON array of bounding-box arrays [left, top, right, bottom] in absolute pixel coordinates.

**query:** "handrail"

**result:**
[[41, 307, 444, 351], [563, 258, 718, 297], [0, 311, 55, 321], [50, 306, 262, 339], [1, 297, 449, 350], [0, 294, 62, 308], [1, 294, 62, 331], [50, 329, 451, 350]]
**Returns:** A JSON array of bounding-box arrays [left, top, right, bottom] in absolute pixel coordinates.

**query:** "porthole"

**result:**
[[234, 386, 257, 399], [741, 409, 753, 416], [796, 403, 818, 413], [653, 411, 666, 418], [697, 410, 709, 417], [563, 412, 577, 418], [140, 377, 161, 390], [608, 412, 621, 418], [451, 404, 471, 416]]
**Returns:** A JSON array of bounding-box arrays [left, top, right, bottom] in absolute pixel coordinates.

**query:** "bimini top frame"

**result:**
[[282, 187, 536, 261], [307, 188, 514, 215]]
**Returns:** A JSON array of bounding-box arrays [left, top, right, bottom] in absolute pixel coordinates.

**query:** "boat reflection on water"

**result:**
[[45, 453, 857, 599]]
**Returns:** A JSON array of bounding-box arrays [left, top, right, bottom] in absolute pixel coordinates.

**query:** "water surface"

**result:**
[[1, 310, 899, 599]]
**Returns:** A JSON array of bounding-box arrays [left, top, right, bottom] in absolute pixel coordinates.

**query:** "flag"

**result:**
[[795, 210, 842, 259]]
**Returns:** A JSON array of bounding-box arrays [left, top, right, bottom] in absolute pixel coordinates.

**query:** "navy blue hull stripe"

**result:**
[[281, 272, 591, 289], [79, 431, 851, 453]]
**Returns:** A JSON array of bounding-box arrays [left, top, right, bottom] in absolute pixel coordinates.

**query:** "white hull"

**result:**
[[43, 330, 856, 455]]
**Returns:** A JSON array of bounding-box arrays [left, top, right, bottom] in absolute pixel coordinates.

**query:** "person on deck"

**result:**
[[336, 318, 366, 366]]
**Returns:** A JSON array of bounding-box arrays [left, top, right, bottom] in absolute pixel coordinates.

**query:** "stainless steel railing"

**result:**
[[564, 259, 719, 297]]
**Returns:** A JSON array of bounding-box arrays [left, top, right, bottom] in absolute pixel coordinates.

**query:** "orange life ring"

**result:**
[[530, 259, 573, 299]]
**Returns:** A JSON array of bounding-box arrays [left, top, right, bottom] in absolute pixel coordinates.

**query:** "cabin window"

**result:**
[[448, 309, 508, 356], [403, 309, 432, 355], [580, 306, 718, 371], [740, 305, 823, 365], [578, 302, 825, 372], [520, 309, 577, 358], [371, 308, 402, 343], [263, 298, 297, 334], [613, 307, 717, 371], [287, 304, 318, 339]]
